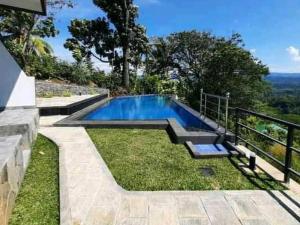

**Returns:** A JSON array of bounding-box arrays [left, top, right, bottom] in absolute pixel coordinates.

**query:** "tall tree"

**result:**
[[146, 37, 172, 78], [0, 0, 73, 65], [65, 0, 148, 89], [147, 31, 269, 108]]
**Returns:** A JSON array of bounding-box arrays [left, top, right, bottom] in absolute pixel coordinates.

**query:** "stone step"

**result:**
[[0, 108, 39, 150], [22, 149, 31, 171], [0, 135, 25, 225]]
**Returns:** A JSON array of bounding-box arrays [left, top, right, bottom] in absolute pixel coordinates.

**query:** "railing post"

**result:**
[[204, 94, 207, 120], [235, 108, 240, 145], [284, 126, 294, 183], [217, 97, 221, 129], [200, 88, 203, 117], [225, 92, 230, 134]]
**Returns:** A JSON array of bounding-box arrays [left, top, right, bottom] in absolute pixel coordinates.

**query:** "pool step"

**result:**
[[167, 119, 234, 144], [186, 141, 240, 158]]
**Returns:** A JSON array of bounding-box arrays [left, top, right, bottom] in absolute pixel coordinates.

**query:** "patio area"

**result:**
[[39, 121, 300, 225]]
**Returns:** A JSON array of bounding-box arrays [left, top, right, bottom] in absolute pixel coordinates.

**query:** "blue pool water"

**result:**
[[84, 95, 213, 130], [194, 144, 229, 156]]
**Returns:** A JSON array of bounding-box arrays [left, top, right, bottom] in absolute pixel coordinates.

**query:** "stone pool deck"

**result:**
[[39, 125, 300, 225], [37, 95, 98, 108]]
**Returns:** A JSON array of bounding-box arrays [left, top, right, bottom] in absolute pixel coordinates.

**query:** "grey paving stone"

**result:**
[[241, 219, 270, 225], [175, 195, 207, 218], [201, 197, 242, 225], [179, 218, 211, 225], [225, 195, 263, 220], [117, 195, 148, 220], [116, 218, 147, 225], [149, 203, 179, 225]]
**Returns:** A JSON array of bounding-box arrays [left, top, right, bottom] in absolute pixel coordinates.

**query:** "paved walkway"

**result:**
[[39, 127, 300, 225]]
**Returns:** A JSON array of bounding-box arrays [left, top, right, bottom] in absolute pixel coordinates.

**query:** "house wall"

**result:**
[[0, 41, 35, 109]]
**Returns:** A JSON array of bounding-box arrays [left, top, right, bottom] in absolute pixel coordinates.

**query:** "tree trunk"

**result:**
[[122, 0, 130, 90], [123, 46, 130, 89]]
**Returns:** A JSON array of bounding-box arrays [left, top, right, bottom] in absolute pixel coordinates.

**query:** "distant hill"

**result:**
[[266, 73, 300, 90]]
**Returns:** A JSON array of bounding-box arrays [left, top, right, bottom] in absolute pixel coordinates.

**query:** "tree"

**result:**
[[0, 0, 73, 66], [147, 31, 269, 109], [64, 0, 148, 89], [146, 37, 172, 78]]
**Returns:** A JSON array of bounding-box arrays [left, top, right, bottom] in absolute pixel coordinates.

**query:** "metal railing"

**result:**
[[235, 108, 300, 183], [199, 89, 230, 134]]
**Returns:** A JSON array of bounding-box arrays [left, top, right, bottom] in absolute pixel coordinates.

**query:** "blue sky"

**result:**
[[47, 0, 300, 73]]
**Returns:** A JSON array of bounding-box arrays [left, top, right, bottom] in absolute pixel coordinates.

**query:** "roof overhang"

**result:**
[[0, 0, 47, 15]]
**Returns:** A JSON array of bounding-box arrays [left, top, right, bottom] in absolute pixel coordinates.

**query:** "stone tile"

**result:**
[[269, 191, 300, 216], [117, 195, 148, 220], [148, 194, 175, 205], [116, 218, 147, 225], [149, 204, 179, 225], [37, 95, 97, 107], [179, 218, 211, 225], [201, 196, 242, 225], [39, 115, 67, 127], [84, 205, 117, 225], [241, 219, 270, 225], [175, 195, 207, 218], [255, 204, 299, 225], [225, 195, 262, 220]]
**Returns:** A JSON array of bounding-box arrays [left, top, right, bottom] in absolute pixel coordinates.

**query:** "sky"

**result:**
[[47, 0, 300, 73]]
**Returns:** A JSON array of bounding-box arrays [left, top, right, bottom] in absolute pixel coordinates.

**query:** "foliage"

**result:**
[[237, 112, 300, 181], [64, 0, 148, 89], [87, 128, 284, 191], [133, 74, 178, 95], [0, 0, 73, 66], [146, 37, 172, 77], [146, 31, 269, 109], [24, 54, 104, 86], [9, 135, 59, 225]]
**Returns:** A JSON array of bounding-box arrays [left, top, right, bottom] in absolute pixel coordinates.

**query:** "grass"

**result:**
[[9, 135, 59, 225], [87, 128, 285, 191]]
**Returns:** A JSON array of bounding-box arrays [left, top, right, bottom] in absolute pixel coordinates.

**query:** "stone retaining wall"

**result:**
[[0, 135, 24, 225], [0, 108, 39, 225], [36, 80, 107, 97]]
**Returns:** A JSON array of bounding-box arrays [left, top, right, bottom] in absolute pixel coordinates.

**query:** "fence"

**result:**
[[199, 89, 230, 134], [235, 108, 300, 183]]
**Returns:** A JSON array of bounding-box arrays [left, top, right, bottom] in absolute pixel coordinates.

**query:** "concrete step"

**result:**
[[22, 149, 31, 171], [0, 135, 26, 225], [0, 108, 39, 150]]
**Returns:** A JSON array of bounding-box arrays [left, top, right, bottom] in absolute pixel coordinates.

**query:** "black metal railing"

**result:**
[[235, 108, 300, 183]]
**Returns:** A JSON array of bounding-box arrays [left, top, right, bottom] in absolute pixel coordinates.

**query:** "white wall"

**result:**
[[0, 41, 36, 108]]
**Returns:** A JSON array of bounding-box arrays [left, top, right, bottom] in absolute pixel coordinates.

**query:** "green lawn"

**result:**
[[87, 128, 285, 191], [9, 135, 59, 225]]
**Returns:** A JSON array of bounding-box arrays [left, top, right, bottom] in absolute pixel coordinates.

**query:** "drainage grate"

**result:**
[[200, 167, 215, 177]]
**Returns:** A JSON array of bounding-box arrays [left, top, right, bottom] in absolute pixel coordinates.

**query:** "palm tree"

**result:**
[[147, 37, 172, 78], [27, 36, 53, 56]]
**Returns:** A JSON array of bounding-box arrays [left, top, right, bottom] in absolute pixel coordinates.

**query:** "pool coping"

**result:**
[[54, 95, 235, 144], [38, 92, 109, 116]]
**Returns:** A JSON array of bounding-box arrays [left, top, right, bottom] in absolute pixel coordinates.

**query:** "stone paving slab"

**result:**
[[37, 95, 98, 107], [39, 127, 300, 225]]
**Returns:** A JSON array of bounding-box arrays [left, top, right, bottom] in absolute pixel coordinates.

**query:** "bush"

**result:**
[[69, 62, 92, 85]]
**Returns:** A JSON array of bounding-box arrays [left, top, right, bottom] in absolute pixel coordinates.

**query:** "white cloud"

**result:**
[[286, 46, 300, 62], [250, 49, 256, 54], [92, 59, 112, 73]]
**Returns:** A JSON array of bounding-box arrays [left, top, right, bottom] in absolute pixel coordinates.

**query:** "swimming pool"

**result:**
[[84, 95, 213, 131]]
